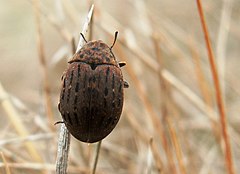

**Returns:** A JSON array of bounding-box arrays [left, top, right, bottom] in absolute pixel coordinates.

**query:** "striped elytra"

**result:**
[[58, 34, 128, 143]]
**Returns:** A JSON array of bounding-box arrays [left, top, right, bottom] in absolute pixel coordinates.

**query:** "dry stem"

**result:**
[[56, 124, 71, 174], [91, 141, 102, 174], [196, 1, 235, 174]]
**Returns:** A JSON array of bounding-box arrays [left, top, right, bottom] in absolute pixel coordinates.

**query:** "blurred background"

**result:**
[[0, 0, 240, 173]]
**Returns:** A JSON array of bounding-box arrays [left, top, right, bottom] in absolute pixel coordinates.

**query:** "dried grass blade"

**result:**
[[91, 141, 102, 174], [76, 4, 94, 52], [196, 1, 235, 174], [0, 83, 43, 162]]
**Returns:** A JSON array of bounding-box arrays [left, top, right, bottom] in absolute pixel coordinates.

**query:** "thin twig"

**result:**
[[56, 4, 95, 174], [196, 1, 235, 174], [88, 3, 94, 41], [91, 141, 102, 174], [56, 124, 71, 174], [76, 5, 94, 52]]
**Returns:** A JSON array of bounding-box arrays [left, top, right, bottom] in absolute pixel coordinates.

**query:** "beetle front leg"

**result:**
[[118, 61, 126, 67], [123, 81, 129, 88]]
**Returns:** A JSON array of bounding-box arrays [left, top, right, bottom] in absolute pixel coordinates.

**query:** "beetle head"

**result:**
[[69, 32, 119, 67]]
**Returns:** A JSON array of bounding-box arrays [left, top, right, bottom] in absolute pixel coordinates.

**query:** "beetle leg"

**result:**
[[54, 121, 64, 125], [123, 81, 129, 88], [61, 71, 66, 81], [118, 61, 126, 67], [58, 103, 60, 111]]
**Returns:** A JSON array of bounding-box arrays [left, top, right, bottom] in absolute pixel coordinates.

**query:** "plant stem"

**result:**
[[91, 141, 102, 174], [196, 1, 235, 174]]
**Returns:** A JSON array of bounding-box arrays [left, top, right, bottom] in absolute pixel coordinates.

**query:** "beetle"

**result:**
[[58, 32, 128, 143]]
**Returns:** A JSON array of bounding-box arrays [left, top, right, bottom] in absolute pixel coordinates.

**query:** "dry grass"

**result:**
[[0, 0, 239, 174], [196, 1, 235, 173]]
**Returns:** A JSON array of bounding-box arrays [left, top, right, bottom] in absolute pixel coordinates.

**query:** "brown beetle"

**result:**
[[58, 32, 128, 143]]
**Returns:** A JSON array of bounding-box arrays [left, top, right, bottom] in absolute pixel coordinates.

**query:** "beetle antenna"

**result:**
[[110, 31, 118, 49], [80, 33, 88, 43]]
